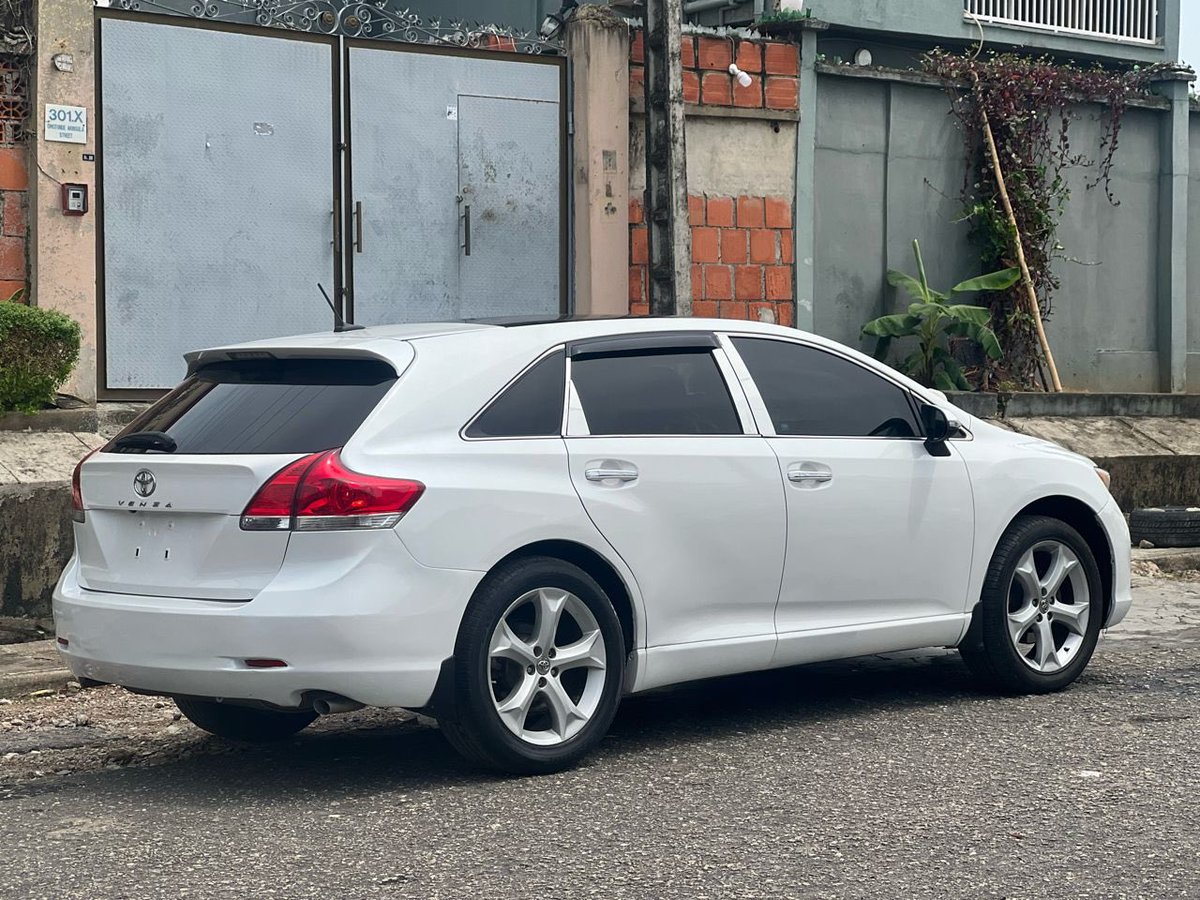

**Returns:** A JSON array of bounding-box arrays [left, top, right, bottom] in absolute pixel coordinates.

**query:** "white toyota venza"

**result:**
[[55, 318, 1131, 773]]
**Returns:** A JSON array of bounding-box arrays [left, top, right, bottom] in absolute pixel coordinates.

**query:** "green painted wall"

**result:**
[[811, 69, 1168, 392], [1186, 113, 1200, 386]]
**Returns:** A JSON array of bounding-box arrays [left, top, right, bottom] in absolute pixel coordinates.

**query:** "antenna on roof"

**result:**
[[318, 283, 365, 333]]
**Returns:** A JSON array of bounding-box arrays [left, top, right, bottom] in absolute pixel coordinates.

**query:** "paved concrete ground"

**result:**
[[0, 576, 1197, 899], [0, 642, 73, 699]]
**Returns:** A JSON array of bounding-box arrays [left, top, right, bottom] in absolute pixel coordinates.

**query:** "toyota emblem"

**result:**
[[133, 469, 156, 498]]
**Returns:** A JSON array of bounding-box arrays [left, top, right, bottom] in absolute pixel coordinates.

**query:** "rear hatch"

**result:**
[[76, 354, 402, 600]]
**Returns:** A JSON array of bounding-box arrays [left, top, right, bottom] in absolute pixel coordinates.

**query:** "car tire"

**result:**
[[174, 697, 317, 742], [1128, 507, 1200, 549], [438, 556, 625, 775], [959, 515, 1104, 694]]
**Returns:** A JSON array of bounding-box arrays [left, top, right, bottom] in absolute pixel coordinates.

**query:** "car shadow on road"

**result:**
[[4, 649, 1010, 803]]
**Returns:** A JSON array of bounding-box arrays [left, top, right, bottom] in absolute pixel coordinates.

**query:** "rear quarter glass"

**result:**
[[105, 358, 398, 455]]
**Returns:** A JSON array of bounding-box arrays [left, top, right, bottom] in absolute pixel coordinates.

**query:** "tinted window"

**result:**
[[466, 350, 565, 438], [106, 358, 396, 454], [732, 338, 919, 438], [572, 350, 741, 436]]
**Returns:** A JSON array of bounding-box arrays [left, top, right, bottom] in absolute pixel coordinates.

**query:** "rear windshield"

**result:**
[[106, 358, 397, 455]]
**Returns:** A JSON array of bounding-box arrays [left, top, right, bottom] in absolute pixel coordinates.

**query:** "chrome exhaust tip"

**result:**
[[310, 693, 365, 716]]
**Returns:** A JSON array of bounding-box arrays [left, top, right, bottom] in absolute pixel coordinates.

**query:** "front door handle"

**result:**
[[462, 204, 472, 257], [787, 463, 833, 485], [585, 466, 638, 483]]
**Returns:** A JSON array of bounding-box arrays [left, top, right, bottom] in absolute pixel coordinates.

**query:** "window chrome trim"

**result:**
[[715, 333, 774, 435], [562, 356, 576, 436], [712, 346, 758, 436], [719, 331, 934, 441], [459, 344, 569, 442], [564, 374, 591, 437]]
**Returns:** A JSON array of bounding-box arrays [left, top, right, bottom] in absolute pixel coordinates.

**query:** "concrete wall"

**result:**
[[31, 0, 97, 403], [812, 67, 1167, 392], [1187, 113, 1200, 386], [812, 74, 976, 349], [1054, 106, 1161, 391], [0, 484, 72, 622], [567, 8, 630, 317]]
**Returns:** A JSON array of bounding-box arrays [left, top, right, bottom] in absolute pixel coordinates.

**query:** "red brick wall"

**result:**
[[0, 146, 26, 302], [629, 31, 800, 114], [629, 191, 793, 325], [629, 31, 798, 323]]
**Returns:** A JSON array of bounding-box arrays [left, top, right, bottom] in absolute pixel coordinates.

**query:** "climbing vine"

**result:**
[[923, 50, 1162, 390]]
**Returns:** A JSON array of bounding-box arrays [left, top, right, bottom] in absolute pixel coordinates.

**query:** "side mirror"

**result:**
[[920, 404, 956, 456]]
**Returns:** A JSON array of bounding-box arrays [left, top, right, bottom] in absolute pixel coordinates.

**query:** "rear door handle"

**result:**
[[787, 463, 833, 485], [585, 466, 639, 483]]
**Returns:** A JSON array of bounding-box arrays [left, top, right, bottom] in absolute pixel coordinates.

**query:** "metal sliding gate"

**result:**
[[97, 9, 566, 392]]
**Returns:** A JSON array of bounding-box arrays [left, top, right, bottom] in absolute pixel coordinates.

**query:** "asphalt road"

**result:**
[[0, 579, 1197, 900]]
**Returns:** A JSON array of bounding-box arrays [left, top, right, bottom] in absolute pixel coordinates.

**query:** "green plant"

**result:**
[[862, 240, 1019, 391], [755, 7, 812, 24], [0, 292, 82, 414], [924, 49, 1161, 388]]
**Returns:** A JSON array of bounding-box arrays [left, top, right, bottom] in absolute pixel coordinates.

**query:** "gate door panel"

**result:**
[[458, 95, 561, 319], [100, 18, 337, 390], [347, 46, 562, 325]]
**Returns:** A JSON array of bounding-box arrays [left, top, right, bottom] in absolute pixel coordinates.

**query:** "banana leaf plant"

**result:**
[[862, 240, 1020, 391]]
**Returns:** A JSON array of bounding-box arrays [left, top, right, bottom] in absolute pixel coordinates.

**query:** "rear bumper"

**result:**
[[53, 531, 484, 709], [1100, 498, 1133, 628]]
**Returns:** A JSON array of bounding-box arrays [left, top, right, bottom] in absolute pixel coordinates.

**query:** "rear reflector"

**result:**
[[243, 658, 288, 669], [57, 637, 69, 648], [241, 449, 423, 532]]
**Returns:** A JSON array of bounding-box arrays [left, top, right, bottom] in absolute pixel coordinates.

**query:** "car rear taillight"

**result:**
[[70, 449, 99, 523], [240, 449, 423, 532], [240, 452, 322, 531]]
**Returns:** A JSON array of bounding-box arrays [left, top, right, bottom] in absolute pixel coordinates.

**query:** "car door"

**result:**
[[564, 333, 787, 687], [724, 335, 975, 659]]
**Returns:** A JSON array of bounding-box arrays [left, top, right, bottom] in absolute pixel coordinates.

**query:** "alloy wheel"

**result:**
[[488, 587, 608, 746], [1006, 540, 1091, 673]]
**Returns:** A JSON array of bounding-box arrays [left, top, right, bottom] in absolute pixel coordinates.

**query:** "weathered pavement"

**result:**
[[0, 642, 73, 700], [0, 576, 1197, 899]]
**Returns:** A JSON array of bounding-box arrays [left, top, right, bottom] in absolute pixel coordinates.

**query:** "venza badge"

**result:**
[[133, 469, 156, 498]]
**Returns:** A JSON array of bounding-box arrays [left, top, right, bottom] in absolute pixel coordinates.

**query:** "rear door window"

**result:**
[[106, 358, 397, 454], [571, 349, 741, 436]]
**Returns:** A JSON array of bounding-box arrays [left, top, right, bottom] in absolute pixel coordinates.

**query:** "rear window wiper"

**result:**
[[111, 431, 178, 453]]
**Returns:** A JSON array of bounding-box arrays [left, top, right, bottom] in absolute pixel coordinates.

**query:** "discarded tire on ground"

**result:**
[[1129, 507, 1200, 549]]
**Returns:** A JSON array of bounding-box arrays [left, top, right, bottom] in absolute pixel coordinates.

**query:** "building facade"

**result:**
[[6, 0, 1198, 398]]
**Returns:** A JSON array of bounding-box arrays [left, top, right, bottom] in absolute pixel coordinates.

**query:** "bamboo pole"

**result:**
[[976, 101, 1063, 392]]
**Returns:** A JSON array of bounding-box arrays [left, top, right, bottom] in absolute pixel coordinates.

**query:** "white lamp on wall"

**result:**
[[728, 63, 753, 88]]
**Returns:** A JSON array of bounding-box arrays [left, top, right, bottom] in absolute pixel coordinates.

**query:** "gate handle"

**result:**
[[463, 204, 471, 257], [354, 201, 363, 253]]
